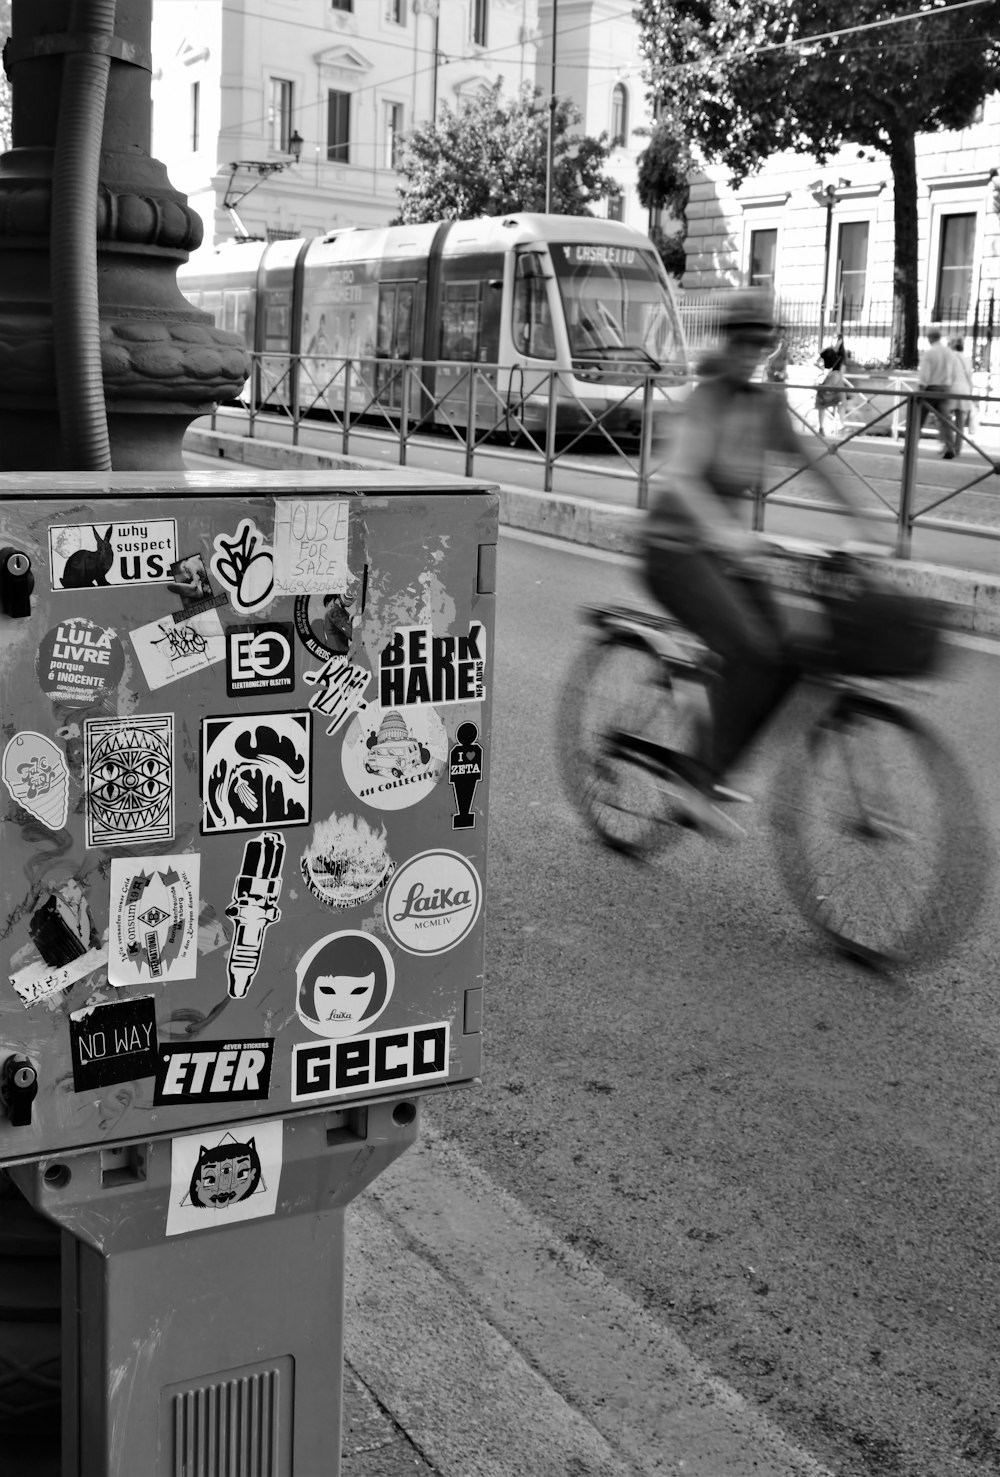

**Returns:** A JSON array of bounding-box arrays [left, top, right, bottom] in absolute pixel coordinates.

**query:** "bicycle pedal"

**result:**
[[661, 779, 748, 843]]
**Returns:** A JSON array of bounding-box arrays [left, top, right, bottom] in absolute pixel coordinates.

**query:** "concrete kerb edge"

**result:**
[[185, 428, 1000, 636]]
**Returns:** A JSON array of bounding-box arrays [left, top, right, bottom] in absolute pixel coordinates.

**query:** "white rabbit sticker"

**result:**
[[48, 519, 178, 590]]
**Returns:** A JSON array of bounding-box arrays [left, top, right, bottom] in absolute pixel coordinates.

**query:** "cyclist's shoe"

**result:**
[[709, 781, 753, 806]]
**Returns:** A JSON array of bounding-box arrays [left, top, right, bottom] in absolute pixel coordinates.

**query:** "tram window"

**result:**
[[441, 282, 481, 361], [396, 285, 415, 358], [202, 291, 222, 326], [265, 304, 290, 345], [512, 257, 554, 359]]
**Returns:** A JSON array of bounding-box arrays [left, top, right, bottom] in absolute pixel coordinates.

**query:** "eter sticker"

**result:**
[[154, 1039, 275, 1105]]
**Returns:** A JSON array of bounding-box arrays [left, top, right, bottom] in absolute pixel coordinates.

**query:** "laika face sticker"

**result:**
[[83, 714, 174, 847], [201, 712, 311, 835], [341, 707, 446, 811], [3, 732, 70, 830], [382, 850, 483, 956], [294, 929, 394, 1039], [299, 812, 393, 910]]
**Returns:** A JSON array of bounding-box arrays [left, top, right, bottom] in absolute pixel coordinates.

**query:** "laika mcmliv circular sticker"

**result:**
[[382, 849, 483, 956], [340, 705, 447, 811]]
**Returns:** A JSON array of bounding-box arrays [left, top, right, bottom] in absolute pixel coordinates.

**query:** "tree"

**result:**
[[635, 0, 1000, 364], [0, 1, 11, 154], [636, 122, 693, 279], [393, 80, 616, 224]]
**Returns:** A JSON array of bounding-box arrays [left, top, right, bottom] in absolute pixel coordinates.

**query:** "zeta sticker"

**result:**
[[108, 854, 200, 987], [449, 721, 483, 830], [209, 518, 275, 615], [291, 1021, 451, 1103], [201, 711, 311, 835], [84, 714, 174, 848], [48, 519, 178, 590], [225, 833, 285, 999], [129, 607, 226, 690], [382, 849, 483, 956], [3, 731, 70, 830], [378, 623, 485, 709], [226, 622, 295, 697], [295, 929, 395, 1040], [341, 706, 446, 811], [154, 1038, 275, 1105], [69, 996, 158, 1093], [299, 812, 394, 911], [272, 496, 350, 597], [8, 872, 106, 1008], [166, 1119, 282, 1237], [36, 618, 125, 705]]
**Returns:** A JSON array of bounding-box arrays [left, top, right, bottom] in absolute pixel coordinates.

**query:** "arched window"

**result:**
[[611, 84, 628, 147]]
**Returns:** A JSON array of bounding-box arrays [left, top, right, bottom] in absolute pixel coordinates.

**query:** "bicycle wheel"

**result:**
[[773, 691, 990, 966], [556, 629, 708, 858]]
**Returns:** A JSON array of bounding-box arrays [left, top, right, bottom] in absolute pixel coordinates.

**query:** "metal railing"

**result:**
[[214, 351, 1000, 560]]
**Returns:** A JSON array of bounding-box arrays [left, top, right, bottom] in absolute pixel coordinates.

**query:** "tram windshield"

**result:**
[[549, 242, 685, 369]]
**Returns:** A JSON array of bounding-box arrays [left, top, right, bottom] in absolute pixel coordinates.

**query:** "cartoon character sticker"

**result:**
[[209, 518, 275, 615], [341, 706, 446, 811], [83, 714, 174, 848], [166, 1119, 282, 1237], [294, 929, 395, 1040], [108, 854, 200, 987], [299, 812, 394, 911], [200, 712, 311, 835], [3, 731, 70, 830], [48, 519, 178, 590]]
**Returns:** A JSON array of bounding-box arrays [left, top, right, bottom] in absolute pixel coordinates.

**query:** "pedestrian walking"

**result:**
[[815, 346, 847, 439], [915, 327, 958, 458], [949, 337, 975, 452]]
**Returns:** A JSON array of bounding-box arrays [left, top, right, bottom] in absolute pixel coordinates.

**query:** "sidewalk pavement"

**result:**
[[184, 425, 1000, 637]]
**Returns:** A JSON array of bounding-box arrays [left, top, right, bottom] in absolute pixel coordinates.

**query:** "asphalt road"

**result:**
[[423, 530, 1000, 1477]]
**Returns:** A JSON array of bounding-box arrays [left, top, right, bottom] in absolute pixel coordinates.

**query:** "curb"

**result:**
[[185, 427, 1000, 638]]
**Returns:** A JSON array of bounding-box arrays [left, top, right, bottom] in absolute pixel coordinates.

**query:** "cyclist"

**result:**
[[644, 288, 875, 836]]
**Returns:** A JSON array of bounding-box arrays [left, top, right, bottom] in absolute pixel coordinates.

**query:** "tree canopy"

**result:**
[[393, 80, 616, 224], [635, 0, 1000, 363], [0, 1, 11, 154]]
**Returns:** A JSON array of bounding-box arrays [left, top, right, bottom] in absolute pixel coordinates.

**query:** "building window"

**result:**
[[748, 228, 777, 288], [269, 78, 293, 153], [387, 0, 405, 20], [835, 221, 869, 315], [935, 213, 976, 317], [190, 80, 200, 152], [330, 0, 353, 10], [606, 187, 624, 222], [472, 0, 488, 46], [611, 84, 628, 147], [385, 103, 403, 170], [327, 90, 351, 164]]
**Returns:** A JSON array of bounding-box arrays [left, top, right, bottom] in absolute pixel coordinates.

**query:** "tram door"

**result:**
[[375, 281, 417, 413], [435, 274, 501, 432]]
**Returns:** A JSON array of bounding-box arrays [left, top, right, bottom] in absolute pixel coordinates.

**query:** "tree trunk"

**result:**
[[888, 128, 920, 367]]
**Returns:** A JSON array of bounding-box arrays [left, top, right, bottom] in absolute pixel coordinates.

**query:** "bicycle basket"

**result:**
[[820, 565, 945, 678]]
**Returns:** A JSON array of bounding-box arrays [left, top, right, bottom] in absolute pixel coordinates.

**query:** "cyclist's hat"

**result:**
[[720, 289, 776, 337]]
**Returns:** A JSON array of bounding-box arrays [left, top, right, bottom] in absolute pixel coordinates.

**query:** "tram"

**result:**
[[178, 213, 689, 438]]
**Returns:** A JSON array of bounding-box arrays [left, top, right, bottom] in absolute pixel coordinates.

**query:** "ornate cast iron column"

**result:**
[[0, 0, 249, 470]]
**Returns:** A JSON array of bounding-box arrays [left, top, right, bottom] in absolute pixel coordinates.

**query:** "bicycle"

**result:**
[[556, 544, 990, 968]]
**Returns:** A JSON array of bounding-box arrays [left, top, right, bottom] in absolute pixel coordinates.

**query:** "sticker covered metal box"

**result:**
[[0, 470, 496, 1160]]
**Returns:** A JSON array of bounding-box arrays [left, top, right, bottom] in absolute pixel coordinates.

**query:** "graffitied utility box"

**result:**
[[0, 469, 496, 1476]]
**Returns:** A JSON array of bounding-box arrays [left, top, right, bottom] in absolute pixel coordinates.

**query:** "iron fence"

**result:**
[[216, 351, 1000, 561], [679, 291, 997, 373]]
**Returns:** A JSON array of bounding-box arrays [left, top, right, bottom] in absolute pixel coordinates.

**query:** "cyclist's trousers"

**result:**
[[643, 544, 797, 781]]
